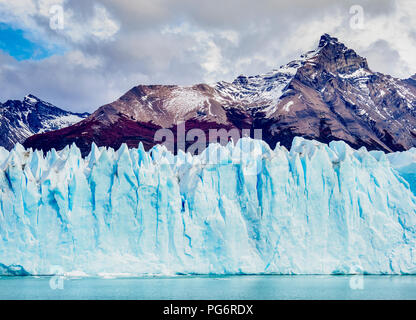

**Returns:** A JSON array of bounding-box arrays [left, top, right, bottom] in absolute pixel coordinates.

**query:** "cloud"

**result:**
[[0, 0, 414, 112], [0, 0, 119, 45], [62, 3, 120, 43]]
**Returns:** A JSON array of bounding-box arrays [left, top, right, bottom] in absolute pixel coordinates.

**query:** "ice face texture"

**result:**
[[0, 138, 416, 276]]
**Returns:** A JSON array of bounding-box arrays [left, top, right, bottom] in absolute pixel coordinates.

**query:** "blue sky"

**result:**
[[0, 23, 63, 60]]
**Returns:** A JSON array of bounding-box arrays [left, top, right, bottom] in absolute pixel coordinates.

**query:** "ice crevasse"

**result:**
[[0, 137, 416, 276]]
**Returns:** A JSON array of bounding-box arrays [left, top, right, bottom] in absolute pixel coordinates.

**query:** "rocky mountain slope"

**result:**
[[0, 95, 89, 149], [24, 34, 416, 155]]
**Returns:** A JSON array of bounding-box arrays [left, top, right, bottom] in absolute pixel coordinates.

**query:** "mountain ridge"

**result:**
[[24, 34, 416, 155], [0, 94, 89, 149]]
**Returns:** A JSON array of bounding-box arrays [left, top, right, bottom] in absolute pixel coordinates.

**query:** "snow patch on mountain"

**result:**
[[282, 101, 294, 112], [214, 48, 321, 108], [165, 87, 211, 120]]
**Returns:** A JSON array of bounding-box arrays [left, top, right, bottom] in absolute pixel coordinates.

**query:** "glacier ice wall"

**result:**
[[0, 138, 416, 275]]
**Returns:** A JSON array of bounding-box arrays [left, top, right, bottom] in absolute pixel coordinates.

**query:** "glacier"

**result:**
[[0, 137, 416, 276]]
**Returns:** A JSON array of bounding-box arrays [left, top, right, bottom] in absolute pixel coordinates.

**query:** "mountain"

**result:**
[[405, 74, 416, 87], [2, 138, 416, 275], [0, 95, 89, 149], [24, 34, 416, 155]]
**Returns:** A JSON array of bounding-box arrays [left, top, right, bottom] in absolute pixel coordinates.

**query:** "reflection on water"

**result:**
[[0, 275, 415, 300]]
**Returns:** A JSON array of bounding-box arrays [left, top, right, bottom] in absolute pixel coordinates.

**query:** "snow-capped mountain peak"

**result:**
[[23, 94, 40, 105], [318, 33, 341, 47], [213, 33, 365, 112], [0, 95, 89, 150], [24, 34, 416, 156]]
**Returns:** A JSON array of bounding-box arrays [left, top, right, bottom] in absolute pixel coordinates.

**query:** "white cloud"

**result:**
[[0, 0, 415, 113], [162, 23, 235, 82], [0, 0, 119, 44], [63, 4, 120, 43], [66, 50, 102, 68], [219, 30, 240, 45]]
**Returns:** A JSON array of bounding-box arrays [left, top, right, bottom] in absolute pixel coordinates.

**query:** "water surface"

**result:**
[[0, 275, 415, 300]]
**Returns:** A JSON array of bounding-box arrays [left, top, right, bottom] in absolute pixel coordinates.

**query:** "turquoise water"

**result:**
[[0, 275, 415, 300]]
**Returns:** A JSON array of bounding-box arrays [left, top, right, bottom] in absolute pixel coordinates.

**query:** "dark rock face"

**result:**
[[0, 95, 89, 150], [0, 263, 30, 276], [25, 117, 162, 157], [24, 34, 416, 156], [405, 74, 416, 87]]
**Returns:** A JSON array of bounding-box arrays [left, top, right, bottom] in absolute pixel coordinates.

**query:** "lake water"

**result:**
[[0, 275, 415, 300]]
